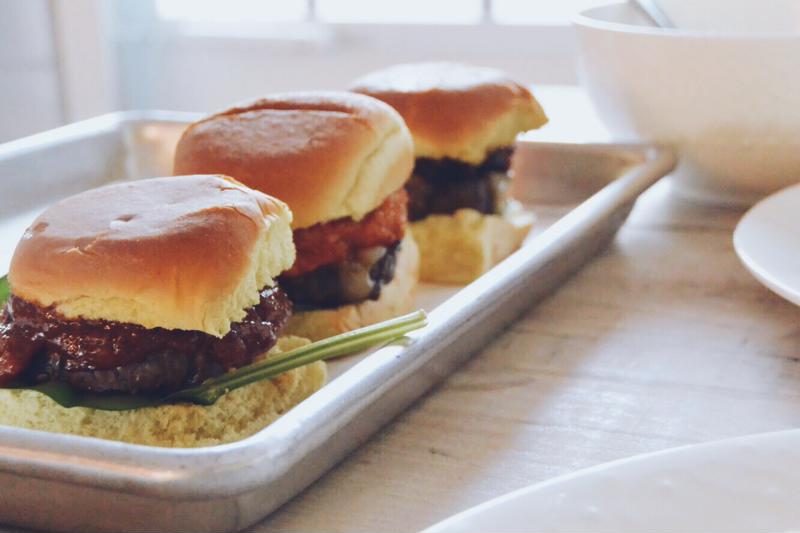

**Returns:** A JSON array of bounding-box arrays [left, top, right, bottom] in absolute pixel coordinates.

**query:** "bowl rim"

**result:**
[[573, 1, 800, 41]]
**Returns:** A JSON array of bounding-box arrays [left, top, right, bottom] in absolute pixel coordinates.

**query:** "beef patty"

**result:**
[[280, 242, 400, 310], [0, 286, 291, 394], [407, 146, 513, 221]]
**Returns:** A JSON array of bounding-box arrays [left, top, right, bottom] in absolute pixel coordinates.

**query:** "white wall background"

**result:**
[[0, 0, 598, 143], [110, 1, 584, 113], [112, 25, 577, 114]]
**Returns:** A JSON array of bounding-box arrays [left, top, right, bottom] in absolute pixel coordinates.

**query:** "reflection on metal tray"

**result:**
[[0, 112, 676, 533]]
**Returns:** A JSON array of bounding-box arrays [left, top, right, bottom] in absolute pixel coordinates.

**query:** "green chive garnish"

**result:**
[[167, 309, 428, 406]]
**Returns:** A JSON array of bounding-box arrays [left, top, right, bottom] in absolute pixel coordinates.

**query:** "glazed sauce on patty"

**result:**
[[0, 286, 291, 393]]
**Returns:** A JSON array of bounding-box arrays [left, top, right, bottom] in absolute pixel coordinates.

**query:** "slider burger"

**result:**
[[173, 91, 419, 341], [0, 175, 325, 447], [350, 62, 548, 284]]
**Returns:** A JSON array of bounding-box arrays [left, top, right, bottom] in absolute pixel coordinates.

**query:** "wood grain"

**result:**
[[253, 93, 800, 532]]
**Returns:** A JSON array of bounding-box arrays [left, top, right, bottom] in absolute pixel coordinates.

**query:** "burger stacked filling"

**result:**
[[405, 147, 513, 222], [0, 286, 291, 394], [279, 188, 408, 309]]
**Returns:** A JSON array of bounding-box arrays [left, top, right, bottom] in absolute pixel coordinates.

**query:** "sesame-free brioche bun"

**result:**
[[350, 62, 548, 164], [0, 336, 325, 448], [173, 91, 414, 229], [8, 175, 294, 337], [410, 204, 534, 284], [286, 233, 419, 341]]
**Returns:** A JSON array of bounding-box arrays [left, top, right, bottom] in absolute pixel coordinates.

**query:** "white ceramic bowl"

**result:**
[[574, 2, 800, 206]]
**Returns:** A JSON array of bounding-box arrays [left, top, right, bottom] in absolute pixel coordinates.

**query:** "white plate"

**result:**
[[734, 183, 800, 306], [423, 430, 800, 532]]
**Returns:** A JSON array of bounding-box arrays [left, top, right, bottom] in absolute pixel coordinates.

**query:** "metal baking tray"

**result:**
[[0, 111, 675, 532]]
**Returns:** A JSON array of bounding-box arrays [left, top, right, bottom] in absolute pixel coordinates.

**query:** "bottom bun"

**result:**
[[411, 204, 534, 284], [285, 233, 420, 341], [0, 336, 325, 448]]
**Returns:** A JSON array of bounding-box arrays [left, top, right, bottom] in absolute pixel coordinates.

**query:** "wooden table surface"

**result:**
[[255, 89, 800, 532]]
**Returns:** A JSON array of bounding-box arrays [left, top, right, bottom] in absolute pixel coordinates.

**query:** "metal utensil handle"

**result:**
[[630, 0, 676, 28]]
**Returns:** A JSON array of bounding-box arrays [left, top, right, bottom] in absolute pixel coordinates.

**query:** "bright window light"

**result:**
[[156, 0, 308, 23], [155, 0, 603, 25], [492, 0, 607, 25], [316, 0, 483, 24]]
